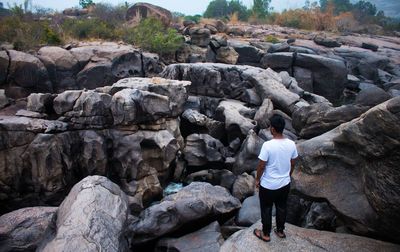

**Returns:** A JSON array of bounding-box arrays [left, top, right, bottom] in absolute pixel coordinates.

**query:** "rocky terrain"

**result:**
[[0, 3, 400, 252]]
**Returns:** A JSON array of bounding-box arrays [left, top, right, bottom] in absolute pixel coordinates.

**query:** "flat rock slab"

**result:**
[[220, 220, 400, 252]]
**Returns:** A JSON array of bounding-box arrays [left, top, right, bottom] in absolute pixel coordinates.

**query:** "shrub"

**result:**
[[124, 17, 184, 56], [264, 35, 279, 43], [61, 18, 116, 40]]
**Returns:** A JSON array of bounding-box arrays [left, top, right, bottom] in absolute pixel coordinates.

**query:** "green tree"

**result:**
[[352, 0, 377, 21], [252, 0, 271, 18], [228, 0, 250, 20], [204, 0, 229, 18], [320, 0, 352, 15], [79, 0, 94, 9]]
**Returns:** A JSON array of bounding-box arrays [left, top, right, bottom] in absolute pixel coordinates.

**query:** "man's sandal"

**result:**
[[253, 229, 271, 242], [274, 228, 286, 238]]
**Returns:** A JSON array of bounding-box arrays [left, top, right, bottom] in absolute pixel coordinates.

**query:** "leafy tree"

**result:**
[[228, 0, 250, 20], [320, 0, 352, 15], [184, 15, 202, 23], [352, 0, 377, 21], [204, 0, 229, 18], [79, 0, 94, 9], [252, 0, 271, 18]]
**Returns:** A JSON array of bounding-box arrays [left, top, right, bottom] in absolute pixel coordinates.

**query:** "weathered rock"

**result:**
[[6, 50, 52, 98], [0, 89, 9, 109], [254, 98, 274, 129], [130, 182, 241, 244], [0, 207, 57, 252], [181, 109, 225, 139], [220, 220, 400, 252], [267, 42, 290, 53], [142, 52, 164, 77], [313, 35, 341, 48], [294, 53, 347, 102], [235, 194, 260, 227], [76, 61, 116, 90], [27, 93, 54, 113], [176, 44, 208, 63], [229, 41, 264, 65], [293, 67, 313, 92], [126, 2, 172, 26], [162, 63, 300, 114], [292, 103, 369, 139], [0, 50, 9, 85], [184, 169, 236, 191], [293, 97, 400, 242], [205, 24, 218, 34], [53, 90, 82, 115], [111, 50, 143, 78], [232, 173, 255, 202], [183, 134, 224, 166], [227, 26, 245, 36], [156, 221, 224, 252], [216, 46, 239, 64], [303, 202, 336, 231], [233, 130, 264, 175], [190, 28, 211, 47], [39, 176, 129, 252], [362, 42, 378, 51], [354, 86, 392, 107], [261, 52, 293, 70], [215, 100, 256, 141]]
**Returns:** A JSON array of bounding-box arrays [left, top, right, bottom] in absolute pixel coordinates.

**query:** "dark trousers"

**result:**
[[259, 183, 290, 235]]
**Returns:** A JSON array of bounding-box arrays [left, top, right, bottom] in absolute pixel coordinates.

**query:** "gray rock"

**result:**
[[303, 202, 336, 231], [346, 74, 361, 89], [235, 194, 260, 227], [292, 97, 400, 242], [183, 134, 224, 166], [313, 35, 341, 48], [27, 93, 54, 113], [293, 67, 313, 92], [229, 41, 264, 64], [254, 98, 274, 129], [39, 176, 129, 252], [354, 86, 392, 107], [216, 46, 239, 64], [0, 207, 57, 252], [142, 52, 164, 77], [0, 89, 9, 109], [184, 169, 236, 191], [261, 52, 293, 70], [205, 24, 218, 34], [76, 61, 116, 90], [0, 50, 9, 85], [267, 42, 290, 53], [156, 221, 224, 252], [362, 42, 378, 51], [294, 53, 347, 102], [220, 220, 400, 252], [232, 173, 255, 202], [126, 2, 172, 27], [190, 28, 211, 47], [181, 109, 225, 140], [53, 90, 82, 115], [233, 130, 264, 175], [130, 182, 241, 244]]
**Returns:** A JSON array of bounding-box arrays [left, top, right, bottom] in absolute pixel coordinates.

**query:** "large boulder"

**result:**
[[232, 173, 255, 202], [0, 207, 57, 251], [6, 50, 52, 98], [354, 86, 392, 107], [232, 130, 264, 175], [180, 109, 225, 140], [39, 176, 129, 252], [220, 220, 400, 252], [162, 63, 300, 115], [0, 50, 9, 85], [216, 46, 239, 65], [260, 52, 294, 70], [190, 28, 211, 48], [229, 41, 264, 65], [294, 53, 347, 102], [235, 194, 260, 227], [183, 134, 224, 166], [293, 97, 400, 242], [155, 221, 224, 252], [129, 182, 241, 244], [126, 2, 172, 26], [292, 103, 369, 139], [313, 35, 341, 48]]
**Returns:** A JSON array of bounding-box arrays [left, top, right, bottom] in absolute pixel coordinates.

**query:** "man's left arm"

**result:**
[[255, 160, 266, 189]]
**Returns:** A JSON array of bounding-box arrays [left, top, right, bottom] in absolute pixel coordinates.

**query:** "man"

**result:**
[[253, 114, 298, 242]]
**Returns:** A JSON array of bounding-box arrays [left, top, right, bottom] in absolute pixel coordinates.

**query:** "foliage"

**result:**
[[320, 0, 352, 15], [264, 35, 279, 43], [252, 0, 271, 18], [184, 15, 202, 24], [228, 0, 250, 21], [352, 0, 377, 22], [124, 17, 183, 56], [79, 0, 94, 9], [90, 3, 128, 26], [204, 0, 249, 21], [61, 18, 116, 40]]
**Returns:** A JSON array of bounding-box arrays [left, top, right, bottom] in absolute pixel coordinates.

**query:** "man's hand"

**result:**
[[255, 179, 260, 190]]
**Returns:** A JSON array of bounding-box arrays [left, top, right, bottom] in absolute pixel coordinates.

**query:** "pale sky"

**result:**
[[2, 0, 307, 15]]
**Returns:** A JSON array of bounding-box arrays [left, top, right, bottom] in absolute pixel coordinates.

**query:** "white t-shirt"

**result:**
[[258, 138, 298, 190]]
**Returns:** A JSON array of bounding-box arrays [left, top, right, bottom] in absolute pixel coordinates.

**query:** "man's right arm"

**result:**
[[255, 159, 266, 189], [290, 158, 296, 176]]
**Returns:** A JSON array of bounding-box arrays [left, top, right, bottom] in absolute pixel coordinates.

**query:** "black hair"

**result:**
[[270, 114, 285, 134]]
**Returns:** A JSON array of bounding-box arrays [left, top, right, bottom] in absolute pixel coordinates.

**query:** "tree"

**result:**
[[352, 0, 377, 21], [252, 0, 271, 18], [320, 0, 352, 15], [228, 0, 250, 20], [204, 0, 229, 18], [79, 0, 94, 9]]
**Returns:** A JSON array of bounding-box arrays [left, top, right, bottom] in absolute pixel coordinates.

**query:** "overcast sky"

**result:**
[[2, 0, 308, 15]]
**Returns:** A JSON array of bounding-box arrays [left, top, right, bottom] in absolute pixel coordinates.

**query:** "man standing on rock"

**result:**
[[253, 114, 298, 242]]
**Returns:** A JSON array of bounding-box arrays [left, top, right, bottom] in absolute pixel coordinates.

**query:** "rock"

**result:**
[[346, 74, 361, 89], [6, 50, 52, 98], [260, 52, 293, 70], [235, 194, 260, 227], [183, 134, 224, 166], [0, 207, 57, 251], [354, 86, 392, 107], [293, 67, 313, 92], [229, 41, 264, 65], [76, 61, 116, 90], [176, 44, 208, 63], [0, 89, 9, 109], [294, 53, 347, 102], [289, 46, 316, 54], [215, 100, 256, 141], [232, 173, 255, 202], [181, 109, 225, 140], [162, 63, 300, 115], [126, 2, 172, 27], [303, 202, 336, 231], [53, 90, 82, 115], [220, 220, 400, 252], [216, 46, 239, 65], [183, 20, 195, 27], [39, 176, 129, 252], [362, 42, 378, 51], [254, 98, 274, 129], [190, 28, 211, 47], [205, 24, 218, 34], [293, 97, 400, 242], [313, 35, 341, 48], [156, 221, 224, 252], [227, 26, 245, 36], [37, 46, 80, 92], [286, 194, 311, 226], [0, 50, 9, 85], [233, 130, 264, 175], [130, 182, 241, 244], [111, 50, 144, 78], [267, 42, 290, 53], [62, 7, 88, 16], [184, 169, 236, 191], [292, 103, 369, 139], [27, 93, 54, 113]]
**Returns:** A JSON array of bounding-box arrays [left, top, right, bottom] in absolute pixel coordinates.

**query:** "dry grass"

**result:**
[[228, 12, 239, 25]]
